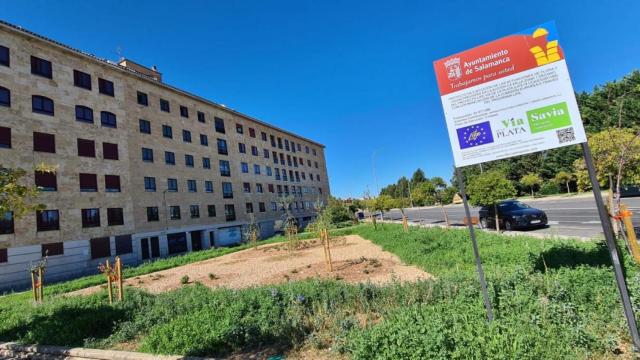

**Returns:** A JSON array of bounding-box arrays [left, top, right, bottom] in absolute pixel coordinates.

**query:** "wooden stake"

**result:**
[[106, 260, 113, 304], [38, 267, 44, 302], [402, 216, 409, 233], [31, 271, 37, 302], [116, 257, 124, 301], [321, 230, 329, 266], [325, 229, 333, 272], [620, 204, 640, 263]]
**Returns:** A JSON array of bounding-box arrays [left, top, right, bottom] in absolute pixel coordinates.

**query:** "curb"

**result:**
[[0, 342, 215, 360]]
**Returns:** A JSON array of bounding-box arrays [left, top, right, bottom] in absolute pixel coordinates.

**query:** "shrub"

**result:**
[[539, 181, 561, 195], [180, 275, 189, 285]]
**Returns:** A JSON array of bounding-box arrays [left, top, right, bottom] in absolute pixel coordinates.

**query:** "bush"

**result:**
[[539, 181, 561, 195]]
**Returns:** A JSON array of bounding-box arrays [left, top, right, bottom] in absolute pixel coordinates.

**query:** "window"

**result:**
[[180, 105, 189, 118], [0, 86, 9, 107], [79, 173, 98, 192], [98, 78, 114, 96], [167, 232, 187, 253], [0, 212, 13, 235], [185, 154, 194, 167], [271, 202, 278, 211], [197, 111, 205, 123], [261, 132, 267, 141], [263, 149, 270, 159], [167, 178, 178, 192], [142, 148, 154, 162], [137, 91, 148, 106], [42, 242, 64, 257], [219, 160, 231, 177], [0, 45, 9, 67], [90, 237, 110, 259], [139, 119, 151, 134], [259, 202, 266, 212], [225, 204, 236, 221], [105, 175, 121, 192], [297, 143, 302, 151], [236, 124, 243, 134], [74, 105, 94, 123], [243, 182, 251, 193], [76, 138, 95, 157], [246, 202, 254, 214], [291, 141, 296, 153], [160, 99, 171, 112], [217, 138, 228, 155], [285, 139, 290, 151], [287, 155, 292, 166], [293, 157, 298, 167], [215, 117, 225, 133], [100, 111, 117, 128], [222, 182, 233, 198], [115, 234, 132, 255], [202, 157, 211, 169], [37, 210, 60, 232], [270, 135, 276, 147], [249, 128, 256, 138], [238, 143, 246, 153], [169, 206, 181, 220], [205, 181, 213, 193], [73, 70, 91, 90], [103, 142, 119, 160], [313, 149, 317, 156], [162, 125, 173, 138], [241, 162, 249, 173], [280, 153, 285, 164], [256, 183, 263, 193], [273, 151, 278, 163], [82, 208, 100, 228], [107, 208, 124, 226], [315, 161, 319, 168], [254, 164, 261, 174], [182, 130, 192, 142], [190, 205, 200, 218], [275, 168, 281, 180], [147, 207, 159, 221], [32, 95, 54, 115], [268, 184, 275, 193], [165, 151, 175, 165], [207, 205, 216, 217], [266, 166, 272, 176], [187, 179, 197, 192], [200, 134, 208, 146], [33, 132, 55, 153], [144, 177, 156, 191], [251, 146, 258, 156], [305, 146, 310, 154], [31, 56, 52, 78], [278, 138, 283, 149], [35, 170, 57, 191]]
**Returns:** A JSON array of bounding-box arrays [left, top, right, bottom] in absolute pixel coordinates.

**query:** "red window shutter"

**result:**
[[0, 126, 10, 148], [103, 142, 119, 160], [33, 132, 55, 153], [77, 138, 95, 157], [79, 173, 98, 191]]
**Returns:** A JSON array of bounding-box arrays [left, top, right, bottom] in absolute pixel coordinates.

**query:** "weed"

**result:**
[[208, 273, 218, 280], [180, 276, 189, 285]]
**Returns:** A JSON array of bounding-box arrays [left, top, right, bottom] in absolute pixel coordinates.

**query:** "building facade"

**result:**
[[0, 21, 329, 290]]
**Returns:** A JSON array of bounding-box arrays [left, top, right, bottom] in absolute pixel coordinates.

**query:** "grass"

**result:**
[[1, 224, 638, 359]]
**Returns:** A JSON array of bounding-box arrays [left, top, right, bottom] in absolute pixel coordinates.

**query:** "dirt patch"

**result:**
[[71, 235, 431, 296]]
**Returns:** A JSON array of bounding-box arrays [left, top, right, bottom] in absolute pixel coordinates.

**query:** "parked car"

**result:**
[[478, 200, 547, 230], [620, 185, 640, 198]]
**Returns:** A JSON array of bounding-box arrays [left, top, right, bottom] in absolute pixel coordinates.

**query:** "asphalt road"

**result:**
[[382, 194, 640, 239]]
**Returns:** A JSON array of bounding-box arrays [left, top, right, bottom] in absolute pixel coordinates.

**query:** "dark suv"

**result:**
[[479, 200, 547, 230]]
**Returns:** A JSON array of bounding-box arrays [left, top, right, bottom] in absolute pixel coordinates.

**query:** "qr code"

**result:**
[[556, 127, 575, 143]]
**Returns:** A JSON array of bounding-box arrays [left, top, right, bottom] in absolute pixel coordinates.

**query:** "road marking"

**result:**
[[581, 221, 602, 224], [547, 221, 559, 225]]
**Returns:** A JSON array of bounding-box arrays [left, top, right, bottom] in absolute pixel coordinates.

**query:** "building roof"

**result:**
[[0, 20, 325, 148]]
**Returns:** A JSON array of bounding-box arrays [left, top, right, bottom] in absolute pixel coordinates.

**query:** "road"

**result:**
[[382, 194, 640, 239]]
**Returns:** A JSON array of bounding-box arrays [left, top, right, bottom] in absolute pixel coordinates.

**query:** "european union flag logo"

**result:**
[[456, 121, 494, 149]]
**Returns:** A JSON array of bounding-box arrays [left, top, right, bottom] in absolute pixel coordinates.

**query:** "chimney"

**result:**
[[117, 59, 162, 82]]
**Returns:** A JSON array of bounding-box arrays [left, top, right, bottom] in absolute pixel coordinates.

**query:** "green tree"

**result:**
[[410, 168, 427, 186], [466, 170, 517, 231], [323, 196, 353, 224], [554, 171, 574, 195], [0, 164, 54, 218], [520, 173, 543, 197], [411, 181, 436, 206]]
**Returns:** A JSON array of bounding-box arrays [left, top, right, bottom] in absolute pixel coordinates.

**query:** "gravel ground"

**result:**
[[73, 235, 431, 296]]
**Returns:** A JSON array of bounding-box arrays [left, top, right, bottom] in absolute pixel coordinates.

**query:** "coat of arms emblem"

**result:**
[[444, 57, 462, 80]]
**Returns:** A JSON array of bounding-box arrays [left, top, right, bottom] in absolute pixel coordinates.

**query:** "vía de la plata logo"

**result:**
[[526, 102, 571, 134], [496, 118, 527, 138]]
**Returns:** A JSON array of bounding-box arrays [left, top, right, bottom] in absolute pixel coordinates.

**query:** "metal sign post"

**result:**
[[456, 167, 494, 322], [582, 142, 640, 351]]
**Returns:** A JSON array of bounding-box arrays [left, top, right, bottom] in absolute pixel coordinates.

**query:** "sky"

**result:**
[[3, 0, 639, 198]]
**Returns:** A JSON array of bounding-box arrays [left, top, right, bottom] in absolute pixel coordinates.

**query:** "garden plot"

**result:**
[[73, 235, 430, 295]]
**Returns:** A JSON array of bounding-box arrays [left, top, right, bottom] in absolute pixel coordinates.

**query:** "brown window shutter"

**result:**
[[35, 171, 57, 190], [77, 138, 95, 157], [42, 242, 63, 257], [105, 175, 121, 191], [0, 126, 10, 148], [115, 234, 132, 254], [0, 248, 7, 263], [90, 237, 111, 259], [103, 142, 119, 160], [33, 132, 55, 153], [79, 173, 98, 191]]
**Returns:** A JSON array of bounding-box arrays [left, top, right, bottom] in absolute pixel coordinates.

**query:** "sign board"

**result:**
[[434, 21, 587, 167]]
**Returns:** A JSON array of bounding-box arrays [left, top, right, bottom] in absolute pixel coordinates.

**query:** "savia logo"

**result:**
[[496, 118, 527, 139], [444, 57, 462, 80], [526, 102, 571, 134], [456, 121, 494, 149]]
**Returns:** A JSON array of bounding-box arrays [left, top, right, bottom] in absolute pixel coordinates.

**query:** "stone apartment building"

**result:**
[[0, 21, 329, 290]]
